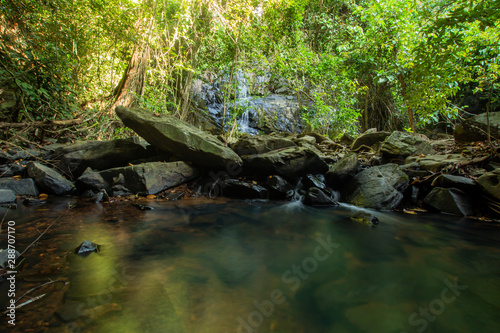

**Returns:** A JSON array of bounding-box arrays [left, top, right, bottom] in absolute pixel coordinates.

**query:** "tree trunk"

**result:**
[[110, 48, 148, 112]]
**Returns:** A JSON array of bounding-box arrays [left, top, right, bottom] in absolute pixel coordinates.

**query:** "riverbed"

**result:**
[[1, 197, 499, 332]]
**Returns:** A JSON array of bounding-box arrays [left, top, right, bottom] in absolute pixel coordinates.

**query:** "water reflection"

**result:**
[[2, 198, 499, 333]]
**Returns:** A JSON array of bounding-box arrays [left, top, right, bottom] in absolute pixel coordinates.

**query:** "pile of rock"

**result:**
[[1, 107, 499, 219]]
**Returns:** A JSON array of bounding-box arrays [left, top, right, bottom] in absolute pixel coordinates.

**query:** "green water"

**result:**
[[3, 198, 500, 332]]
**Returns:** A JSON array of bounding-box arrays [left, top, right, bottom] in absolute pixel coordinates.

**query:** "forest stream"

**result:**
[[1, 197, 499, 333]]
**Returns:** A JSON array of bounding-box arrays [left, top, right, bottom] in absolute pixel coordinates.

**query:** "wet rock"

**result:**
[[327, 152, 360, 188], [304, 187, 338, 206], [476, 169, 500, 201], [54, 137, 158, 178], [350, 211, 379, 225], [220, 179, 268, 199], [23, 198, 47, 206], [405, 154, 470, 172], [0, 189, 16, 204], [243, 146, 328, 177], [116, 106, 242, 168], [380, 131, 435, 158], [27, 162, 75, 195], [433, 174, 478, 192], [266, 175, 294, 199], [351, 131, 390, 151], [77, 161, 199, 196], [344, 164, 409, 210], [230, 135, 296, 156], [0, 248, 20, 268], [132, 203, 155, 210], [301, 174, 327, 190], [75, 240, 100, 256], [423, 187, 474, 216], [454, 112, 500, 143], [0, 178, 39, 196]]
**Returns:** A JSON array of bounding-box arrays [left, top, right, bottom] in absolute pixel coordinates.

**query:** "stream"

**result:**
[[1, 197, 499, 333]]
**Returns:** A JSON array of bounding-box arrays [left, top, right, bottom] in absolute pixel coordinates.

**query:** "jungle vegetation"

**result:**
[[0, 0, 499, 139]]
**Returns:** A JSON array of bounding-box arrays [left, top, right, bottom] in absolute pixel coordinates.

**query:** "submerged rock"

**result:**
[[423, 187, 474, 216], [344, 164, 409, 210], [350, 211, 379, 225], [27, 162, 75, 195], [116, 106, 242, 168], [75, 240, 100, 256], [243, 146, 328, 177], [77, 161, 199, 196]]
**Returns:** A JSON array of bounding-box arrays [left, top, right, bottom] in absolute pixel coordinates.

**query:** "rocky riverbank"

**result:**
[[1, 107, 499, 221]]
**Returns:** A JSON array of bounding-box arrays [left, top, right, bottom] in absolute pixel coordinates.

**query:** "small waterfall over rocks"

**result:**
[[191, 70, 305, 134]]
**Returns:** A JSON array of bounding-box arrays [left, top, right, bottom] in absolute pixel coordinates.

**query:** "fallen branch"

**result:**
[[0, 118, 83, 129]]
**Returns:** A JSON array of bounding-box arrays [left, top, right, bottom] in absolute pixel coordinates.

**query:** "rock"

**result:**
[[304, 187, 338, 206], [75, 240, 100, 256], [23, 198, 47, 206], [243, 146, 328, 177], [230, 135, 296, 156], [77, 161, 198, 196], [293, 135, 317, 145], [380, 131, 435, 158], [0, 151, 14, 164], [0, 163, 26, 177], [54, 137, 158, 178], [432, 174, 478, 192], [0, 178, 39, 196], [327, 152, 360, 188], [27, 162, 75, 195], [132, 203, 155, 210], [301, 174, 327, 190], [454, 112, 500, 143], [344, 164, 409, 210], [405, 154, 471, 172], [349, 211, 379, 225], [476, 169, 500, 201], [351, 131, 390, 151], [266, 175, 294, 200], [0, 248, 20, 268], [116, 106, 242, 168], [10, 148, 41, 161], [423, 187, 474, 216], [0, 189, 16, 204], [339, 133, 354, 146], [220, 179, 268, 199]]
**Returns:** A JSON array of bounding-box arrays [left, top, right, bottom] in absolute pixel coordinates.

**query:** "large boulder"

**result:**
[[242, 146, 328, 177], [351, 131, 390, 151], [230, 135, 296, 156], [0, 178, 38, 196], [380, 131, 434, 158], [454, 112, 500, 143], [27, 162, 75, 195], [77, 161, 198, 196], [116, 106, 242, 168], [327, 152, 360, 188], [423, 187, 474, 216], [343, 164, 409, 210], [54, 137, 159, 178], [476, 169, 500, 201]]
